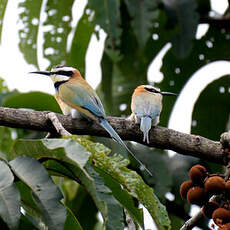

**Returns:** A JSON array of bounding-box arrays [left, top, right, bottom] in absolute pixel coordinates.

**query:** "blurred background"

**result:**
[[0, 0, 230, 229]]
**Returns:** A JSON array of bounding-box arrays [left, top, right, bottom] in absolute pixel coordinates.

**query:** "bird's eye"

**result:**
[[144, 87, 159, 93], [52, 70, 73, 77]]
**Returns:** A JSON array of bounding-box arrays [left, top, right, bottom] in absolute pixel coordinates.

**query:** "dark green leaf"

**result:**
[[192, 76, 230, 140], [124, 0, 159, 47], [95, 167, 144, 229], [159, 26, 230, 126], [0, 184, 20, 230], [86, 165, 125, 230], [163, 0, 199, 57], [3, 91, 61, 113], [0, 161, 20, 230], [0, 0, 7, 44], [18, 0, 42, 67], [78, 137, 171, 230], [64, 206, 83, 230], [88, 0, 121, 48], [0, 161, 14, 191], [9, 156, 66, 230], [43, 0, 74, 68], [67, 7, 94, 75]]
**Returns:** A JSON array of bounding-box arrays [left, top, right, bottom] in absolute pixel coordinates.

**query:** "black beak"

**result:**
[[29, 71, 51, 76], [160, 91, 177, 96]]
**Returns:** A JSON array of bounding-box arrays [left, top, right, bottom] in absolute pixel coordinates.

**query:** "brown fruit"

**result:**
[[212, 208, 230, 225], [202, 201, 219, 219], [189, 164, 207, 184], [226, 180, 230, 191], [187, 186, 206, 205], [204, 176, 226, 195], [218, 223, 230, 230], [180, 180, 194, 199]]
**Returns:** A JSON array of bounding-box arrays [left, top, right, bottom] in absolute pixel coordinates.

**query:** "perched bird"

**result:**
[[131, 85, 177, 144], [30, 65, 152, 176]]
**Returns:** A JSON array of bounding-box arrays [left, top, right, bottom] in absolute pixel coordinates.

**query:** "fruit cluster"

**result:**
[[180, 164, 230, 230]]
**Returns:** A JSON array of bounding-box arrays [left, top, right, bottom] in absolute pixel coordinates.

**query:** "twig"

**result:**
[[46, 112, 71, 136]]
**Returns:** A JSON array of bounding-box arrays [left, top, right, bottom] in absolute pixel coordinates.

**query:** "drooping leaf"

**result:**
[[124, 0, 159, 48], [0, 0, 8, 44], [86, 165, 125, 230], [2, 91, 61, 113], [192, 76, 230, 141], [11, 138, 118, 228], [88, 0, 121, 48], [95, 167, 144, 229], [0, 184, 21, 230], [0, 161, 20, 230], [64, 206, 83, 230], [43, 0, 74, 68], [77, 137, 171, 230], [18, 0, 43, 67], [9, 156, 66, 230], [163, 0, 199, 57], [67, 6, 94, 75], [0, 161, 14, 191]]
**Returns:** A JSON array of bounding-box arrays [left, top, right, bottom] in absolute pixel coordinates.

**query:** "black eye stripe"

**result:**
[[52, 70, 73, 76], [144, 87, 160, 93]]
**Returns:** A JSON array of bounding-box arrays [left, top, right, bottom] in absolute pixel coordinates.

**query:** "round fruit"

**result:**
[[180, 180, 194, 199], [204, 176, 226, 195], [187, 186, 206, 205], [189, 164, 207, 184], [219, 223, 230, 230], [202, 201, 219, 219], [212, 208, 230, 225]]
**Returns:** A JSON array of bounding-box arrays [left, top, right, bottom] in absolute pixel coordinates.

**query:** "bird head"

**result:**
[[142, 85, 177, 96], [30, 65, 81, 90]]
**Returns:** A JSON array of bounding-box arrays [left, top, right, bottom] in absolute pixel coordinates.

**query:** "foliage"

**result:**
[[0, 0, 230, 229]]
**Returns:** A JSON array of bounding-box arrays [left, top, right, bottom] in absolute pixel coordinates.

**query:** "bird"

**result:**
[[30, 65, 152, 176], [130, 85, 177, 144]]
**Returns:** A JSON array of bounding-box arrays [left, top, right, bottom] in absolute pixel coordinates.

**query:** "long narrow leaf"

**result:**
[[9, 156, 66, 230]]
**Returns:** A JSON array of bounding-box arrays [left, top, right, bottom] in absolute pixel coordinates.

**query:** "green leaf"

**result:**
[[124, 0, 159, 48], [86, 165, 125, 230], [192, 76, 230, 140], [159, 26, 230, 126], [67, 6, 94, 75], [2, 91, 61, 113], [0, 127, 14, 159], [18, 0, 42, 67], [11, 138, 113, 228], [43, 0, 74, 68], [64, 206, 83, 230], [163, 0, 199, 57], [0, 161, 20, 230], [0, 161, 14, 190], [0, 0, 7, 44], [95, 167, 144, 229], [0, 184, 21, 230], [133, 145, 172, 201], [88, 0, 121, 48], [77, 137, 171, 230], [9, 156, 66, 230]]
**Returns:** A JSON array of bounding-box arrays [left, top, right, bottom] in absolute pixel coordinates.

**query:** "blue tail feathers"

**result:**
[[99, 118, 152, 176], [140, 116, 152, 144]]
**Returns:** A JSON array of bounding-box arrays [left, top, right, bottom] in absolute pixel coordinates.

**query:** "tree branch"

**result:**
[[0, 107, 224, 165]]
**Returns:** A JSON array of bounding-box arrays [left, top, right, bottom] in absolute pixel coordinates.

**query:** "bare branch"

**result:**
[[0, 107, 224, 164], [46, 112, 71, 136]]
